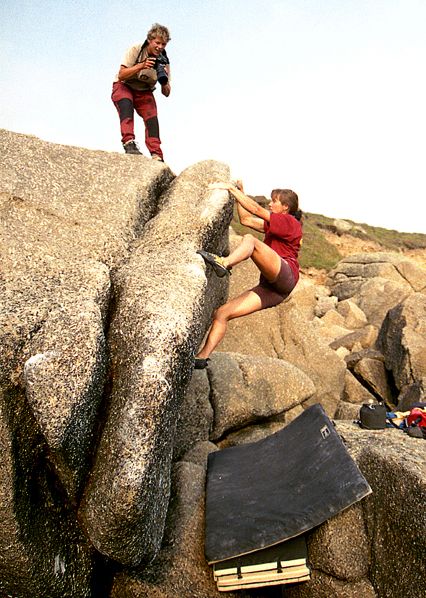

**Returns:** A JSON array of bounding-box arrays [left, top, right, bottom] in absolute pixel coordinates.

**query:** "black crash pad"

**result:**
[[205, 403, 371, 563]]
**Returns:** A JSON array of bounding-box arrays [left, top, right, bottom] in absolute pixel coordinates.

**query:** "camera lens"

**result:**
[[155, 59, 168, 85]]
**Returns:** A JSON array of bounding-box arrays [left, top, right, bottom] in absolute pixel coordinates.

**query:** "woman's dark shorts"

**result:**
[[251, 258, 296, 309]]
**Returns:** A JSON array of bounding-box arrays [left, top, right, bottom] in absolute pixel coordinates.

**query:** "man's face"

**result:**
[[147, 36, 167, 57]]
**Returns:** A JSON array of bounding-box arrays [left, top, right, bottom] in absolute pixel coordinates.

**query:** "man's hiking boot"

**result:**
[[123, 140, 142, 155], [151, 154, 164, 162], [197, 250, 231, 278]]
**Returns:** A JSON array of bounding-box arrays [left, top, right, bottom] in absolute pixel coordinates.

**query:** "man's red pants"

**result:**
[[112, 81, 163, 158]]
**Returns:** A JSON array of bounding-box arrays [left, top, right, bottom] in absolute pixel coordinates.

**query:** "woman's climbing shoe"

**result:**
[[194, 358, 210, 370], [197, 250, 231, 278]]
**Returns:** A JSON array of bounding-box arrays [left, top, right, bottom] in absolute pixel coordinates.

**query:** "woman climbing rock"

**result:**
[[195, 180, 303, 369]]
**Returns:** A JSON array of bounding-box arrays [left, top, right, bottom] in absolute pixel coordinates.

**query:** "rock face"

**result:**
[[378, 293, 426, 405], [108, 246, 425, 597], [1, 129, 174, 504], [0, 130, 232, 594], [338, 423, 426, 598], [1, 130, 426, 597], [327, 252, 426, 297], [207, 351, 315, 440], [79, 162, 233, 566], [1, 128, 176, 596]]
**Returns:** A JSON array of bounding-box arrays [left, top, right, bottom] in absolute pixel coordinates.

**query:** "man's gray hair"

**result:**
[[147, 23, 171, 42]]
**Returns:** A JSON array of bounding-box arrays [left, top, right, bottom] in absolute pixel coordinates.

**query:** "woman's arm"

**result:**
[[236, 202, 265, 232], [209, 182, 270, 231], [233, 180, 255, 226]]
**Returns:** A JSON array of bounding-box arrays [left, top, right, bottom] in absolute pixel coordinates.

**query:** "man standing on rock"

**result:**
[[112, 23, 171, 160]]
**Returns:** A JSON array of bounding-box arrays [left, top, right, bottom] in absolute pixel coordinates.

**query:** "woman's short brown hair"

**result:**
[[271, 189, 298, 212]]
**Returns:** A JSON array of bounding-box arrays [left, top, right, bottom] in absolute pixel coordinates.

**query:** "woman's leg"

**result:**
[[196, 290, 263, 359], [223, 234, 282, 282], [196, 235, 285, 361]]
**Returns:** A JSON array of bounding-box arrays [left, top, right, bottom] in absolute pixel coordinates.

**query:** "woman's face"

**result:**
[[269, 195, 289, 214]]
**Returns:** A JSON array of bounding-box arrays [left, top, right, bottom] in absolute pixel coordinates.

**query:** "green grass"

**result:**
[[230, 201, 426, 272], [298, 217, 342, 270]]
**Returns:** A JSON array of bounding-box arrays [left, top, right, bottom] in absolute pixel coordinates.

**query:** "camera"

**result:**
[[154, 55, 169, 85]]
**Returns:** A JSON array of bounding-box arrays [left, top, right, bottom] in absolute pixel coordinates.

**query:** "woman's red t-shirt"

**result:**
[[263, 213, 302, 282]]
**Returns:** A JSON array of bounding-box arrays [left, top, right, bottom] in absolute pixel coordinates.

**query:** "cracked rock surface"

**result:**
[[0, 130, 231, 594]]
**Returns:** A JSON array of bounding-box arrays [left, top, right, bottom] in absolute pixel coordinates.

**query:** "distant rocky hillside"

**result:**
[[1, 130, 425, 598], [233, 200, 426, 276]]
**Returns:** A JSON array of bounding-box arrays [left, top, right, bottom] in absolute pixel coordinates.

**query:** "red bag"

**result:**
[[407, 408, 426, 429]]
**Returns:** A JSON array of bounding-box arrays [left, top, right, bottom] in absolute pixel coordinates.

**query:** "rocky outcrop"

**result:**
[[1, 128, 176, 595], [79, 162, 233, 566], [0, 130, 232, 594], [221, 247, 425, 415], [326, 253, 426, 332], [1, 129, 174, 504], [1, 130, 426, 597], [109, 419, 425, 598], [339, 423, 426, 598], [378, 292, 426, 406], [207, 351, 315, 440], [118, 236, 425, 596]]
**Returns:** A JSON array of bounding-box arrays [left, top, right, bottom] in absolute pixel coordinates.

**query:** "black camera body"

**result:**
[[154, 55, 169, 85]]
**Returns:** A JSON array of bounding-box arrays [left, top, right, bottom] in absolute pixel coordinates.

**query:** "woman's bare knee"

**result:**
[[243, 233, 256, 245], [214, 304, 231, 322]]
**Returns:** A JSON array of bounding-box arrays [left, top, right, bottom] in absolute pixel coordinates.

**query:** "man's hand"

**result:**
[[118, 58, 155, 81], [143, 57, 156, 69], [161, 83, 171, 97]]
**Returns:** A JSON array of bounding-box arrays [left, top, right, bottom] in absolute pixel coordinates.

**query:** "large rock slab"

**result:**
[[79, 163, 233, 565], [378, 292, 426, 398], [326, 252, 425, 302], [0, 130, 174, 499], [355, 277, 413, 328], [109, 461, 247, 598], [173, 369, 213, 461], [18, 261, 110, 495], [207, 351, 315, 440], [0, 130, 175, 594], [335, 422, 426, 598], [0, 389, 96, 598], [276, 300, 346, 417]]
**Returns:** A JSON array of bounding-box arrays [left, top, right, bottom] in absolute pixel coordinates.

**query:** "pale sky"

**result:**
[[1, 0, 425, 233]]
